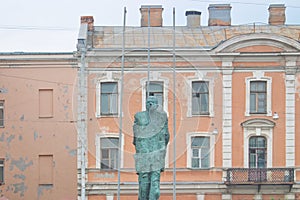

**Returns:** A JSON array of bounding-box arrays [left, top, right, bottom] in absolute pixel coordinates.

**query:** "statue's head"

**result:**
[[146, 96, 158, 111]]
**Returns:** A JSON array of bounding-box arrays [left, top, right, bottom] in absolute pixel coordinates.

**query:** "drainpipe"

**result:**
[[77, 22, 88, 200]]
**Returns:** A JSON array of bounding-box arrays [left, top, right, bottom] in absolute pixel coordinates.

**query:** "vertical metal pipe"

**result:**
[[80, 48, 86, 200], [147, 7, 151, 97], [172, 7, 177, 200], [117, 7, 127, 200]]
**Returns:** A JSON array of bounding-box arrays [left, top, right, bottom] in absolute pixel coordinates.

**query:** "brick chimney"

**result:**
[[268, 4, 286, 25], [208, 4, 231, 26], [80, 16, 94, 31], [186, 11, 201, 28], [140, 5, 163, 27]]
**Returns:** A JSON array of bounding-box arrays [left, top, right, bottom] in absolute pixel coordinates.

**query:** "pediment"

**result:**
[[214, 33, 300, 53], [241, 118, 275, 128]]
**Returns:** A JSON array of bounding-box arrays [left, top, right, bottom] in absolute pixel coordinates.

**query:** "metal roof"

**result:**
[[90, 24, 300, 49]]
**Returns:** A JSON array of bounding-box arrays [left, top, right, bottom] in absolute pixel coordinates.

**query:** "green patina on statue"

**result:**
[[133, 96, 170, 200]]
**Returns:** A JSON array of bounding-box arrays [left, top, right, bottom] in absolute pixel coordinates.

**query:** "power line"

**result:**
[[191, 0, 300, 9], [0, 25, 77, 31]]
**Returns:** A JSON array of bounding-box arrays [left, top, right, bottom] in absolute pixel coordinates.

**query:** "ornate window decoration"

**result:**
[[245, 72, 272, 116]]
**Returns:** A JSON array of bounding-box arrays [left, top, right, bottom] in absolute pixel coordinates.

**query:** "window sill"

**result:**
[[249, 113, 268, 115], [96, 115, 119, 118], [39, 116, 54, 119], [186, 167, 213, 170], [189, 114, 211, 118], [38, 184, 54, 188], [97, 168, 118, 172]]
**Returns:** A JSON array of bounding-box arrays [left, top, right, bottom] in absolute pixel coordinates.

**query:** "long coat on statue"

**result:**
[[133, 108, 169, 173]]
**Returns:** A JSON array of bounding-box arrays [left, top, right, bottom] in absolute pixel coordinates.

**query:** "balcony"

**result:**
[[226, 168, 294, 185]]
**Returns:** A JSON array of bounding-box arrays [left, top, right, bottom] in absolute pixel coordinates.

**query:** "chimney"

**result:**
[[185, 11, 201, 28], [80, 16, 94, 31], [208, 4, 231, 26], [268, 4, 286, 25], [140, 5, 163, 27]]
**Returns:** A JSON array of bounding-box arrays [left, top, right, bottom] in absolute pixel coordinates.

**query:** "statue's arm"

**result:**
[[133, 116, 138, 146], [133, 135, 136, 146], [164, 116, 170, 146]]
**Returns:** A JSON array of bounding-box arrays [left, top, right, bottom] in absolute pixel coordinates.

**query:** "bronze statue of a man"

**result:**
[[133, 96, 170, 200]]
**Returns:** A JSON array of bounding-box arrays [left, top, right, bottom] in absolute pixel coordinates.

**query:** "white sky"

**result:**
[[0, 0, 300, 52]]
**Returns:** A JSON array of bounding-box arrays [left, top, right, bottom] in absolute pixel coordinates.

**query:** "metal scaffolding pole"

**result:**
[[172, 7, 177, 200], [117, 7, 127, 200], [147, 7, 151, 97]]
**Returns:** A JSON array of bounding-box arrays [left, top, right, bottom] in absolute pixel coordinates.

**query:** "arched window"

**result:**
[[241, 118, 275, 168], [249, 136, 267, 168]]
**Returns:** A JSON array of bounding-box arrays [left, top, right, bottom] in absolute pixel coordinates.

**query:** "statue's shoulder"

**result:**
[[134, 111, 149, 126], [157, 109, 167, 120]]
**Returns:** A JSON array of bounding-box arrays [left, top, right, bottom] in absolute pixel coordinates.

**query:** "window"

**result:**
[[146, 81, 163, 107], [39, 89, 53, 118], [0, 159, 4, 184], [242, 119, 274, 168], [249, 136, 267, 168], [192, 81, 209, 115], [250, 81, 267, 114], [0, 101, 4, 127], [141, 76, 169, 113], [187, 77, 214, 117], [100, 82, 118, 116], [191, 136, 210, 168], [100, 137, 119, 169], [245, 74, 272, 116], [248, 136, 267, 182], [187, 133, 215, 169], [96, 134, 124, 169]]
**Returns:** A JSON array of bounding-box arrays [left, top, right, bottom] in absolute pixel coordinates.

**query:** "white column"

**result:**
[[285, 193, 295, 200], [254, 194, 262, 200], [285, 62, 296, 167], [222, 61, 233, 168], [106, 194, 114, 200], [196, 193, 205, 200], [222, 194, 232, 200]]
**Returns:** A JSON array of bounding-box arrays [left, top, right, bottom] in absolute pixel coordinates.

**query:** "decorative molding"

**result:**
[[241, 118, 275, 128], [140, 75, 169, 113], [242, 118, 274, 168], [95, 133, 124, 169], [285, 73, 295, 167], [95, 74, 121, 118], [214, 33, 300, 53], [245, 75, 272, 116], [186, 73, 215, 117], [222, 67, 232, 168], [186, 132, 215, 169]]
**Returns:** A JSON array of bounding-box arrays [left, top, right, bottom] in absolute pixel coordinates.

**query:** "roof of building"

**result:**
[[89, 24, 300, 50]]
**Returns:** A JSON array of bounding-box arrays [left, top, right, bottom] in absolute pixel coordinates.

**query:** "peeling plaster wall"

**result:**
[[0, 54, 78, 199]]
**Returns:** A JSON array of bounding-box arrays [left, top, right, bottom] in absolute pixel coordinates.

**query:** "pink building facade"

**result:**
[[1, 3, 300, 200], [0, 53, 78, 199]]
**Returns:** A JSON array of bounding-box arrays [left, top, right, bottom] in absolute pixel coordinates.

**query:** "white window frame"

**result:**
[[186, 132, 215, 169], [242, 119, 274, 168], [187, 77, 214, 117], [141, 77, 169, 114], [245, 74, 272, 116], [0, 101, 4, 127], [96, 80, 121, 118], [95, 133, 124, 169]]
